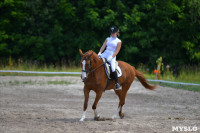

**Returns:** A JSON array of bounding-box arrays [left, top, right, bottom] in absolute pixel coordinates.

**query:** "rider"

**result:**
[[98, 26, 122, 90]]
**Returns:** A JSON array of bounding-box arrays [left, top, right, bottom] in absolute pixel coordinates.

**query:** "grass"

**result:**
[[0, 63, 81, 76], [0, 62, 199, 92], [141, 71, 200, 84], [0, 80, 71, 86], [47, 81, 71, 85], [148, 81, 200, 92], [137, 65, 200, 92]]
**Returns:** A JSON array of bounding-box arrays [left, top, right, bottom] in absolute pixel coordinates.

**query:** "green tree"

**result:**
[[0, 0, 199, 70]]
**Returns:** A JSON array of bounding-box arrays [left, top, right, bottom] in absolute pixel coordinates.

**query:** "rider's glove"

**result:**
[[98, 52, 101, 58]]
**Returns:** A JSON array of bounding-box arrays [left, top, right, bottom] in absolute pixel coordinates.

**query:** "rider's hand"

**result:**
[[98, 52, 101, 58], [107, 56, 112, 62]]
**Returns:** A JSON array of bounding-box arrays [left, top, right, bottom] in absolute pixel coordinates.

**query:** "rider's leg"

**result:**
[[110, 57, 121, 90], [113, 71, 121, 90]]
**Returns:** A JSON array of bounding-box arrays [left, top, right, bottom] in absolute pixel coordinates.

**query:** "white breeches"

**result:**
[[100, 50, 116, 72]]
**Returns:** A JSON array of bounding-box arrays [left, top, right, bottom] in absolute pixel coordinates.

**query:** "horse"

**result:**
[[79, 49, 156, 121]]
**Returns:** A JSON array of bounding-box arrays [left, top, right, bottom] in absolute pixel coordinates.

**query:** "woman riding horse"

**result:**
[[98, 26, 121, 90], [79, 49, 156, 121]]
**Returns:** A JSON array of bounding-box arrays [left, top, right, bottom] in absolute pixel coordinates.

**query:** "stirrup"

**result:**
[[115, 83, 121, 90]]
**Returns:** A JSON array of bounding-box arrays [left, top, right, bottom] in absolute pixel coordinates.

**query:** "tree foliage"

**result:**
[[0, 0, 199, 68]]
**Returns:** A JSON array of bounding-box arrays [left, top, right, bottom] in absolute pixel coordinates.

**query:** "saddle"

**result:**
[[101, 58, 122, 80]]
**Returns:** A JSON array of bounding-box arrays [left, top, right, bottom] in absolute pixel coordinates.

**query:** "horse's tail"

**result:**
[[134, 67, 157, 90]]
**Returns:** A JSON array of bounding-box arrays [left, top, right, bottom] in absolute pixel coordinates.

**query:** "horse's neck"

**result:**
[[85, 56, 104, 84], [93, 55, 102, 67]]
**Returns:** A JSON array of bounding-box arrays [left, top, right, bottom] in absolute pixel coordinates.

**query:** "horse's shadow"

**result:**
[[49, 118, 92, 122], [48, 117, 113, 123]]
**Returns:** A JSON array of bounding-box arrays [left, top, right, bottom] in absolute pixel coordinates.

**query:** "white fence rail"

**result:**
[[0, 70, 81, 75], [147, 79, 200, 86], [0, 70, 200, 86]]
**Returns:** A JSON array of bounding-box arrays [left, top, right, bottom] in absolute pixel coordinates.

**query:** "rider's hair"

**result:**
[[117, 30, 120, 37]]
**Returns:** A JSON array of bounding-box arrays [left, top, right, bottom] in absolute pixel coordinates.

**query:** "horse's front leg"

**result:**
[[80, 86, 90, 121], [92, 90, 103, 120]]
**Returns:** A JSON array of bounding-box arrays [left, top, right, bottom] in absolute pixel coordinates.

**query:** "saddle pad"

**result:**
[[116, 66, 122, 77], [101, 58, 122, 79]]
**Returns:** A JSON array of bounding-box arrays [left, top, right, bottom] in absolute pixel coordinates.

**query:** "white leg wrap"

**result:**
[[112, 106, 120, 120], [80, 111, 86, 121], [93, 109, 100, 118]]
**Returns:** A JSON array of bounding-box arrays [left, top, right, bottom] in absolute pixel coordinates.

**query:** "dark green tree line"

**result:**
[[0, 0, 199, 68]]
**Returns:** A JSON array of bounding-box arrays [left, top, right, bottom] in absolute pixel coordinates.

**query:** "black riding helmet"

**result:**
[[110, 26, 118, 34]]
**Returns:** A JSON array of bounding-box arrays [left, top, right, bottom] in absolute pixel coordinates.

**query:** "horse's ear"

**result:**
[[79, 49, 84, 56]]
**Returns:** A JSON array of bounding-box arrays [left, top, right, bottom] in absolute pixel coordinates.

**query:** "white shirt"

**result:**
[[100, 36, 121, 72], [106, 36, 121, 53]]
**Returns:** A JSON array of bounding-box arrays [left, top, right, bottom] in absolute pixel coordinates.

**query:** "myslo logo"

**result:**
[[172, 126, 198, 132]]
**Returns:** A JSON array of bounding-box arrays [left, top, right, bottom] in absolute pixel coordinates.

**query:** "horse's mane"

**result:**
[[86, 50, 100, 61]]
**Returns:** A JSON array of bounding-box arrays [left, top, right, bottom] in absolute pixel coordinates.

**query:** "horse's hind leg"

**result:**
[[119, 87, 129, 119], [112, 90, 122, 119], [113, 85, 129, 119]]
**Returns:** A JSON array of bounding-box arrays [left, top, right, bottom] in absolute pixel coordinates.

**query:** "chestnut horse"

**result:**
[[79, 49, 156, 121]]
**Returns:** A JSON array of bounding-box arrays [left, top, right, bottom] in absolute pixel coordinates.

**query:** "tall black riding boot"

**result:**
[[113, 71, 121, 90]]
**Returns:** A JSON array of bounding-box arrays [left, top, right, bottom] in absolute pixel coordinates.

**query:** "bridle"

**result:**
[[81, 57, 104, 74]]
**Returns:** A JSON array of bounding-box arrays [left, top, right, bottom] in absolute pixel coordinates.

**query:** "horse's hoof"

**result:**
[[120, 113, 124, 119], [79, 119, 84, 122], [94, 114, 101, 121], [112, 115, 116, 120], [94, 116, 100, 121]]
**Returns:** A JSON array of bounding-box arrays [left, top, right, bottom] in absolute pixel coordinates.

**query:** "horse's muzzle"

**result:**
[[81, 72, 88, 82], [82, 77, 86, 82]]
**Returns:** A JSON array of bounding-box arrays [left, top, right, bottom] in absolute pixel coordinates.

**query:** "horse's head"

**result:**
[[79, 49, 94, 82]]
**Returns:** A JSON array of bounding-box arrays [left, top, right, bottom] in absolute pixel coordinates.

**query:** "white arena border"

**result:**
[[147, 79, 200, 86], [0, 70, 200, 86], [0, 70, 81, 75]]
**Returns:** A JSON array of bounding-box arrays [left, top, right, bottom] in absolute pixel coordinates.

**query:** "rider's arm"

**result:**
[[112, 42, 121, 58], [99, 39, 107, 54]]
